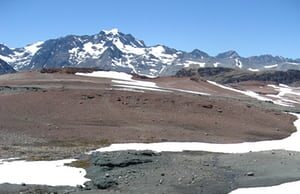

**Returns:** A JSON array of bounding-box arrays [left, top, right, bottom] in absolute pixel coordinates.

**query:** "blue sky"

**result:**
[[1, 0, 299, 58]]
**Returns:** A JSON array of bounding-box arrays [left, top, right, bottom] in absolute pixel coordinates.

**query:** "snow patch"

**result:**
[[248, 68, 259, 72], [235, 59, 243, 68], [184, 60, 206, 68], [24, 41, 44, 54], [77, 71, 211, 96], [207, 81, 292, 107], [103, 28, 119, 35], [213, 62, 220, 67], [0, 159, 89, 186], [76, 71, 133, 80], [264, 64, 278, 69], [229, 177, 300, 194]]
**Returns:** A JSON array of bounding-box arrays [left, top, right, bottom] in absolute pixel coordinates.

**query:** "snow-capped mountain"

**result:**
[[0, 41, 44, 71], [0, 28, 299, 76]]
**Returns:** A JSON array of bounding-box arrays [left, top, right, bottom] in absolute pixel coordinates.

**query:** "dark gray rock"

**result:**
[[176, 67, 300, 85], [0, 59, 15, 75]]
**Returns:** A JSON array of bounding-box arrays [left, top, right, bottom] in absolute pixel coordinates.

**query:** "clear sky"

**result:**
[[1, 0, 299, 58]]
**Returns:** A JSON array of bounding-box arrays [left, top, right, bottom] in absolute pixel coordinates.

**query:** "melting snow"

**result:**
[[207, 81, 293, 107], [266, 84, 300, 105]]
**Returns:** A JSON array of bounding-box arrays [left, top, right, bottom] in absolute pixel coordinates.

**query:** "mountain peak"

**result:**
[[190, 49, 210, 58], [103, 28, 120, 35], [216, 50, 240, 59]]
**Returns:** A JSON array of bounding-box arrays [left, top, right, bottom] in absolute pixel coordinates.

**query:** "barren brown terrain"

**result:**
[[0, 72, 297, 159]]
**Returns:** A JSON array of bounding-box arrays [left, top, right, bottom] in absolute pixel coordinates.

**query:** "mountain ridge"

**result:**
[[0, 29, 299, 76]]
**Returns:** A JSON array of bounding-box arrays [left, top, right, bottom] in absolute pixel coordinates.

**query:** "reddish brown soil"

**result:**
[[0, 72, 296, 150]]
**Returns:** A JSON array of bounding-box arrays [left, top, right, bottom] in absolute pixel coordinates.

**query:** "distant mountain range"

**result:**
[[1, 28, 300, 76]]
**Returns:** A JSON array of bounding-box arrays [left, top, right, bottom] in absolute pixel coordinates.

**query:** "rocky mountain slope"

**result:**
[[176, 67, 300, 85], [0, 58, 15, 75], [0, 29, 299, 76]]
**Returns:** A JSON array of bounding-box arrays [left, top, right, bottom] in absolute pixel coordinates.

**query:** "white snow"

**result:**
[[266, 84, 300, 106], [268, 84, 300, 97], [93, 113, 300, 153], [184, 60, 206, 68], [76, 71, 133, 80], [213, 62, 220, 67], [0, 41, 44, 70], [248, 68, 259, 72], [235, 59, 243, 68], [0, 55, 14, 63], [83, 42, 105, 57], [68, 42, 107, 64], [148, 46, 177, 64], [77, 71, 211, 96], [103, 28, 119, 35], [264, 64, 278, 69], [0, 159, 89, 186], [229, 179, 300, 194], [286, 62, 300, 65], [24, 41, 44, 54], [113, 38, 145, 55]]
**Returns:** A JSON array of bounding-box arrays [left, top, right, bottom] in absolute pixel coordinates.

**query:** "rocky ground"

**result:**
[[2, 150, 300, 194], [0, 71, 300, 193]]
